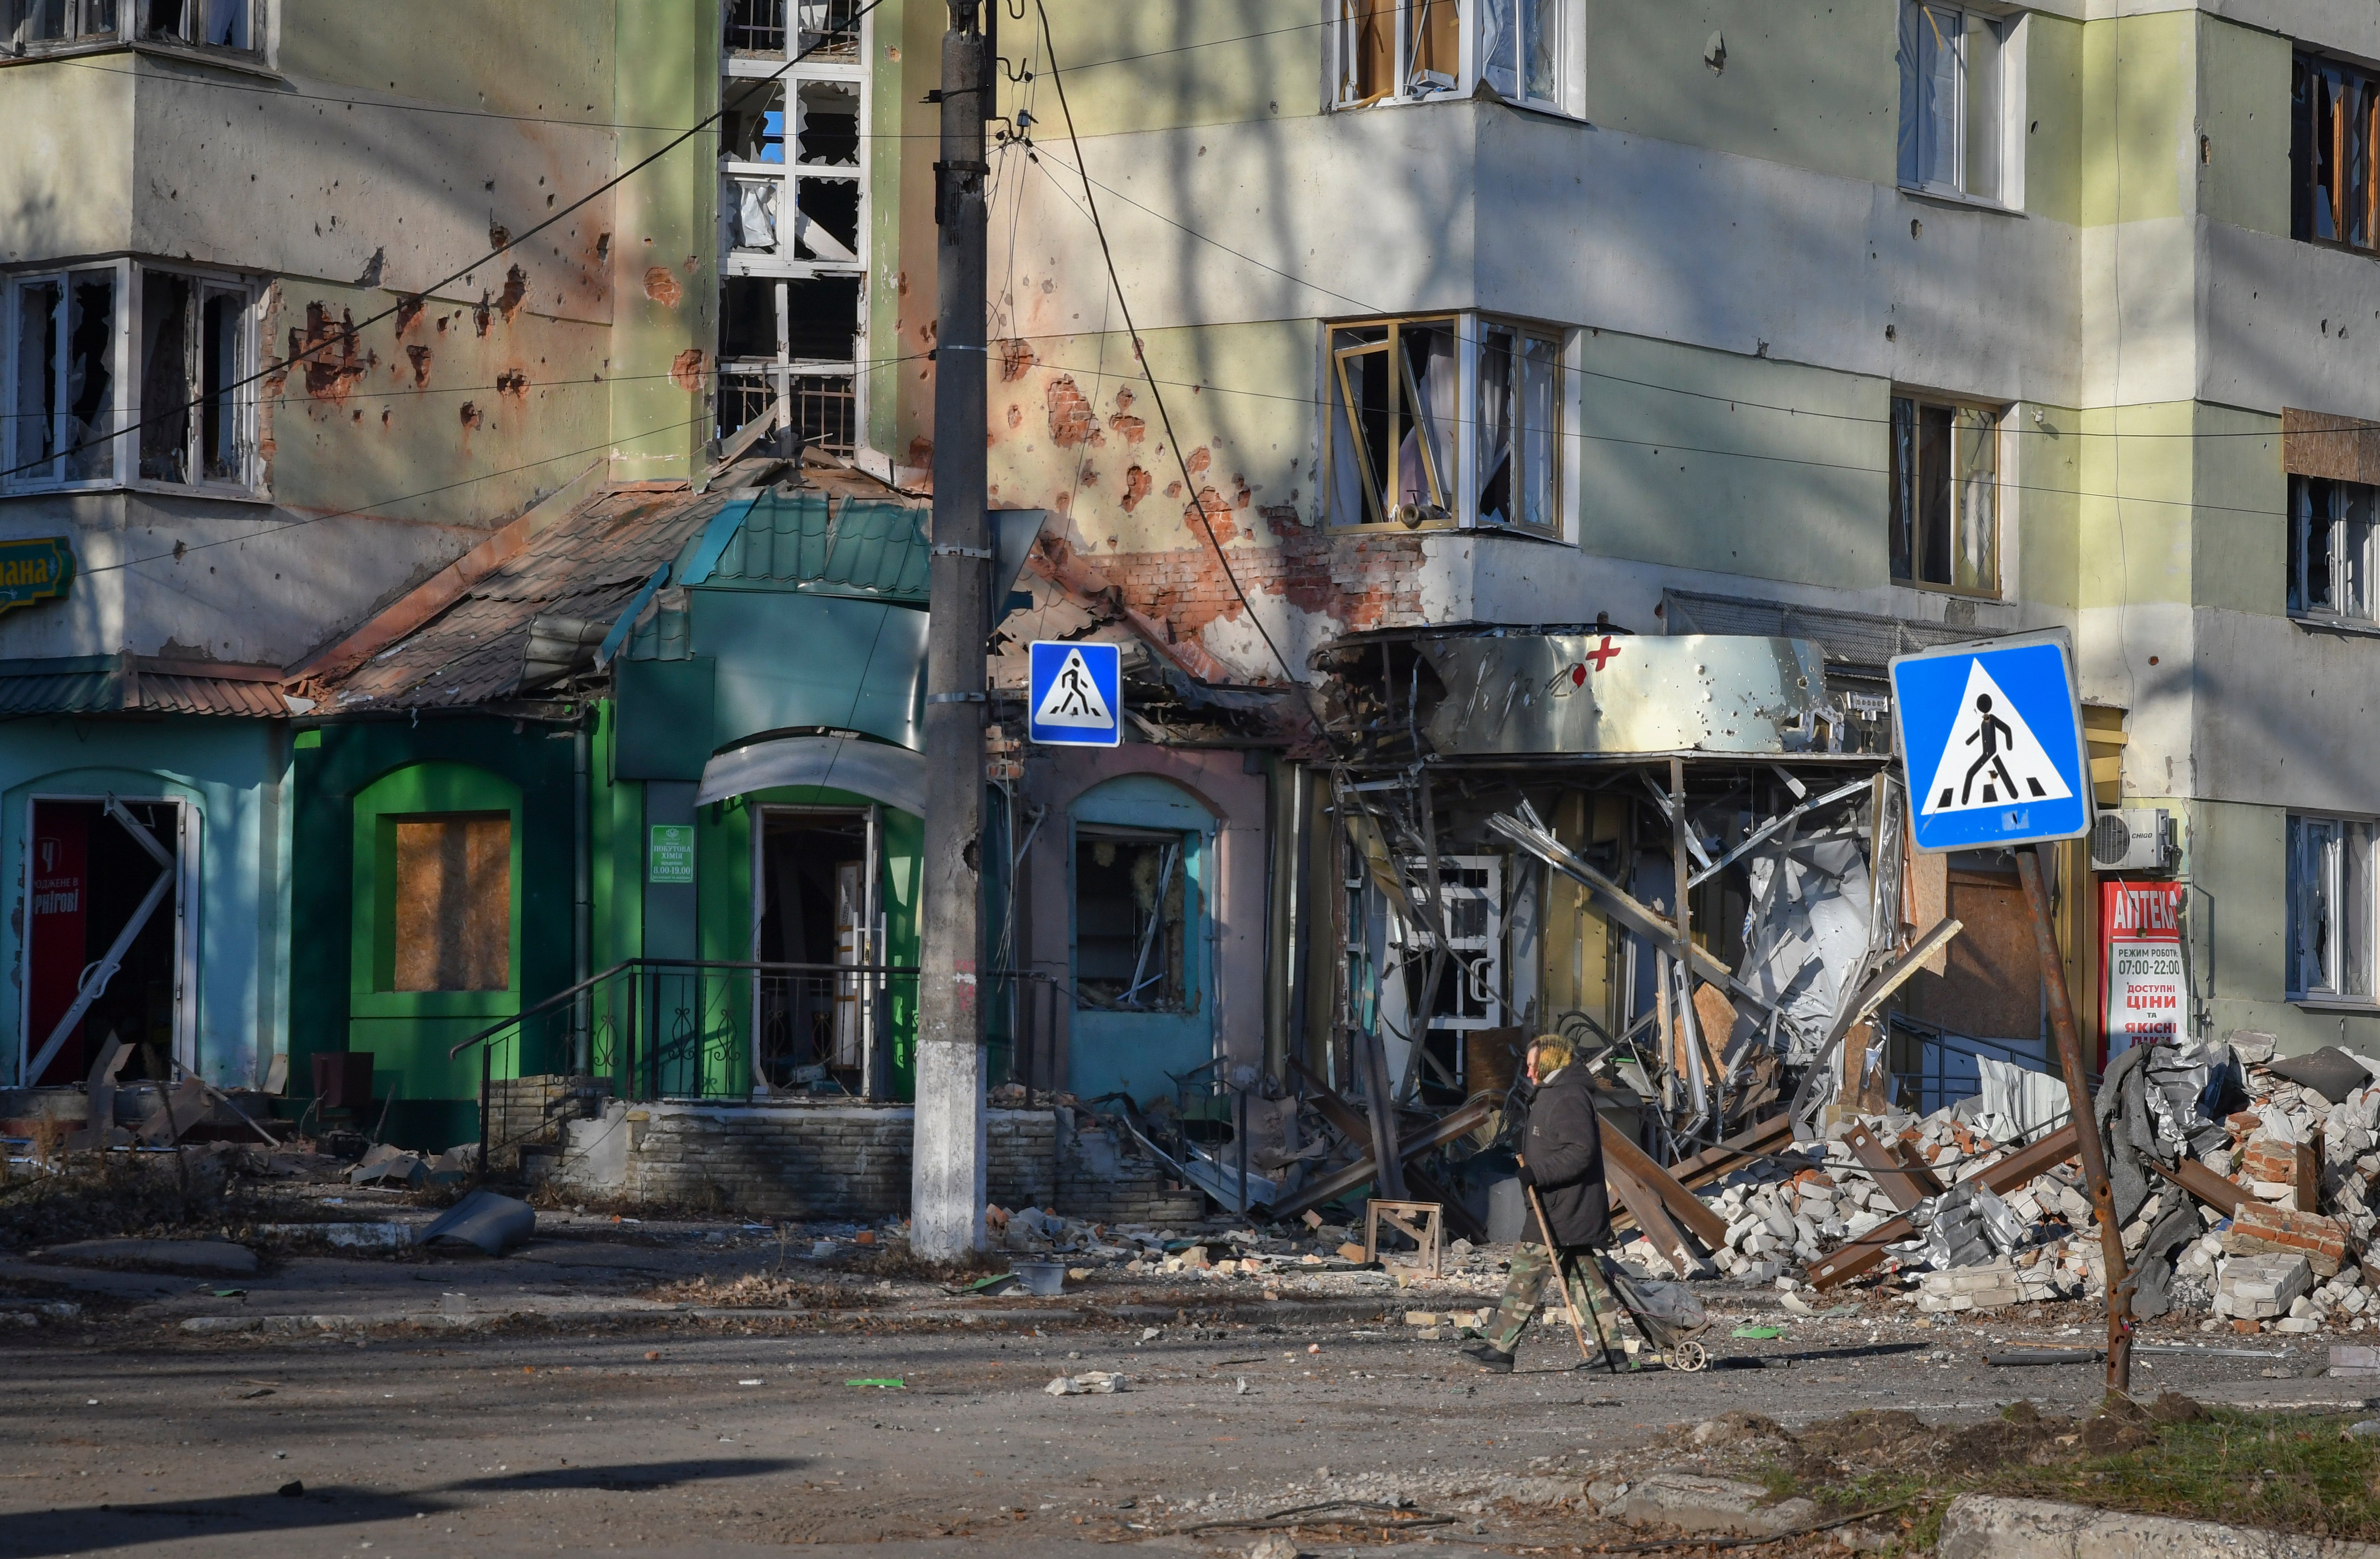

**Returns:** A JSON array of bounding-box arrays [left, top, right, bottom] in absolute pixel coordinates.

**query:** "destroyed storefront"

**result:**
[[1277, 622, 2094, 1247]]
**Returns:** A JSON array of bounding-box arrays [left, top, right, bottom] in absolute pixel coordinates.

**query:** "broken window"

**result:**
[[2290, 473, 2379, 621], [5, 0, 255, 50], [1075, 828, 1189, 1013], [136, 270, 249, 484], [2294, 52, 2380, 249], [1328, 314, 1568, 534], [1477, 323, 1560, 533], [2288, 813, 2375, 1003], [1897, 1, 2008, 203], [390, 813, 512, 994], [1334, 0, 1579, 116], [9, 261, 253, 491], [1889, 395, 1998, 595], [725, 0, 860, 60], [719, 23, 866, 461], [9, 268, 117, 485]]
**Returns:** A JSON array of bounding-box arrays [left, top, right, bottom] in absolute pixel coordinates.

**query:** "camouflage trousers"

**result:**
[[1481, 1242, 1628, 1357]]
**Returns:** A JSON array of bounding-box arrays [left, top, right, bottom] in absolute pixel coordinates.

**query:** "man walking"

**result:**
[[1463, 1033, 1629, 1373]]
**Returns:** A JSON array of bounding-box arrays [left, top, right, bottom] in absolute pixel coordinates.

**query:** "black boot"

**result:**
[[1473, 1348, 1515, 1373], [1458, 1337, 1500, 1359]]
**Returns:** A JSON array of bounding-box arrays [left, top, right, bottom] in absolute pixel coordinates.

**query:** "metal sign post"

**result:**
[[1890, 635, 2130, 1395]]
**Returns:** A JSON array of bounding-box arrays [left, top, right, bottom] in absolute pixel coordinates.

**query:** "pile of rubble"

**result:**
[[1630, 1033, 2380, 1333]]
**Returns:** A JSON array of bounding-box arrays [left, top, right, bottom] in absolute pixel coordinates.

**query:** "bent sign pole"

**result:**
[[1891, 635, 2129, 1395]]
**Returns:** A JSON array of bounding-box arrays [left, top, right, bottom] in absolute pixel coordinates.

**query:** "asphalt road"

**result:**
[[0, 1294, 2354, 1559]]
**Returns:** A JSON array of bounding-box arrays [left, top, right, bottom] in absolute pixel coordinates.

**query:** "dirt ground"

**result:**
[[0, 1203, 2366, 1559]]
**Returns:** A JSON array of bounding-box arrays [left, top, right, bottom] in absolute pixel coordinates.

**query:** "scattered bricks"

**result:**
[[2216, 1253, 2315, 1320], [2242, 1140, 2302, 1188], [2222, 1204, 2352, 1278]]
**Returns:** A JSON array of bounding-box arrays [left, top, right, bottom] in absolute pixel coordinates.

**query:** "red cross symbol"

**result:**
[[1584, 635, 1623, 671]]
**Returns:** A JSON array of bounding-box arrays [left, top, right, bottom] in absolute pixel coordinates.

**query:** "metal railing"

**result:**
[[451, 958, 918, 1175]]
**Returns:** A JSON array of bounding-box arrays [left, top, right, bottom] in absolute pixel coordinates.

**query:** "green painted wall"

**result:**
[[288, 718, 576, 1152], [2075, 401, 2283, 615], [2196, 13, 2291, 239]]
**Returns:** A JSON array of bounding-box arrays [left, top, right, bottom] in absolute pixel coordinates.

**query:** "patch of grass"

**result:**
[[1770, 1408, 2380, 1547]]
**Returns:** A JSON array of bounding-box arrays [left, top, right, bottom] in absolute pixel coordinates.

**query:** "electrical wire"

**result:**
[[0, 0, 894, 488], [1032, 0, 1297, 685]]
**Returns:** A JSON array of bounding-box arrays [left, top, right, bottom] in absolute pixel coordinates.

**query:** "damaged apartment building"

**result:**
[[19, 0, 2380, 1236]]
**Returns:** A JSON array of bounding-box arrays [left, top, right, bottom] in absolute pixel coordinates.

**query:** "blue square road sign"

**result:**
[[1890, 634, 2092, 853], [1027, 640, 1122, 747]]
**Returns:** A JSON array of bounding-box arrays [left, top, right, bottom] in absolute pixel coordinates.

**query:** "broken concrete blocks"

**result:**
[[1044, 1370, 1128, 1395], [2221, 1204, 2350, 1277], [1918, 1258, 2022, 1312], [1605, 1471, 1819, 1538], [2214, 1253, 2315, 1320]]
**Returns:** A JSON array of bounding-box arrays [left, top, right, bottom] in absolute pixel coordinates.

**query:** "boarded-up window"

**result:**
[[392, 814, 510, 992]]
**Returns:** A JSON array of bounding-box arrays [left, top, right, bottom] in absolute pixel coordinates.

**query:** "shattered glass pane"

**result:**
[[2342, 480, 2376, 619], [724, 80, 787, 165], [1517, 333, 1558, 531], [1338, 0, 1396, 104], [139, 270, 191, 483], [796, 82, 859, 166], [201, 288, 242, 481], [1525, 0, 1560, 104], [12, 279, 60, 477], [64, 268, 115, 482], [1480, 0, 1516, 100]]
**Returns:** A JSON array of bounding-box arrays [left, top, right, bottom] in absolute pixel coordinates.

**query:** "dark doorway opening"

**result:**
[[24, 799, 181, 1087], [755, 807, 875, 1092]]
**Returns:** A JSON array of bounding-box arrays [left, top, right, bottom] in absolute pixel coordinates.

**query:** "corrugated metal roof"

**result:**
[[319, 487, 733, 713], [0, 655, 288, 718], [696, 490, 930, 603]]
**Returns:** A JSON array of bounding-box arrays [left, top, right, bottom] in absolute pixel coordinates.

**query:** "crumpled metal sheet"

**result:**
[[1409, 633, 1835, 756], [1738, 838, 1872, 1064], [2093, 1044, 2165, 1228]]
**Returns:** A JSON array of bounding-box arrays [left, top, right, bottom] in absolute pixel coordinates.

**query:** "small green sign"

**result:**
[[0, 536, 74, 616], [648, 824, 696, 884]]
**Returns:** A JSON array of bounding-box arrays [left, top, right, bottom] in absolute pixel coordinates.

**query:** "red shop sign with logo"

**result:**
[[2101, 880, 2184, 1059]]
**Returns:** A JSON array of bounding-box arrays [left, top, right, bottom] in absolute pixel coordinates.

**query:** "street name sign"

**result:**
[[1890, 634, 2091, 853], [1028, 640, 1122, 747]]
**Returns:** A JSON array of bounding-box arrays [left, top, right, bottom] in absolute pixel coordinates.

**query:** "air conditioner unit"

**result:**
[[2091, 808, 2175, 873]]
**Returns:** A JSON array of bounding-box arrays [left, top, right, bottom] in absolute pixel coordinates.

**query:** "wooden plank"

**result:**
[[2147, 1156, 2248, 1221], [1596, 1118, 1729, 1250], [1606, 1166, 1698, 1275], [1843, 1120, 1944, 1213], [1807, 1122, 2080, 1290]]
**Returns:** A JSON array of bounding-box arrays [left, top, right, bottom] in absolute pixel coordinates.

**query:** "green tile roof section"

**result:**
[[688, 490, 930, 604]]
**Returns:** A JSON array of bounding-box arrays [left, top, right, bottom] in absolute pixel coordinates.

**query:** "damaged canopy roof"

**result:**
[[1311, 624, 1854, 762]]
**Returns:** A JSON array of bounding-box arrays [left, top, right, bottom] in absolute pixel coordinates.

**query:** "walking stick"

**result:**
[[1519, 1154, 1609, 1369]]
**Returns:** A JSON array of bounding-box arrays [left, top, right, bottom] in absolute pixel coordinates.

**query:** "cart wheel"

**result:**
[[1674, 1340, 1707, 1373]]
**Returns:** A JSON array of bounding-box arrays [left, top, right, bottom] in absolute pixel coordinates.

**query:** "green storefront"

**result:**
[[286, 483, 1022, 1151]]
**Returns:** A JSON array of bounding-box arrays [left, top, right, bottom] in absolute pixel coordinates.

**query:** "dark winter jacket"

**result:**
[[1520, 1066, 1612, 1250]]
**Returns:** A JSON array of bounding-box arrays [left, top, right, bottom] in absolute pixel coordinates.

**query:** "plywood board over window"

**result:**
[[392, 814, 511, 992]]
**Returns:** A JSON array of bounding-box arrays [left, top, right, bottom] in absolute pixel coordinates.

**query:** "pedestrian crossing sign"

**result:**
[[1890, 635, 2091, 852], [1028, 640, 1123, 746]]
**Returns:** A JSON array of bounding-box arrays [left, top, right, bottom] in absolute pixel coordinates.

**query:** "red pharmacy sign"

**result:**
[[2101, 880, 2185, 1058]]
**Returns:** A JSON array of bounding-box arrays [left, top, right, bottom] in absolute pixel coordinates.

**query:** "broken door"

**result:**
[[21, 797, 189, 1086]]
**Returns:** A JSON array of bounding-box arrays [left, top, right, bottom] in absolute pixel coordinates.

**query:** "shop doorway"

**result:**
[[752, 805, 878, 1093], [23, 797, 191, 1087]]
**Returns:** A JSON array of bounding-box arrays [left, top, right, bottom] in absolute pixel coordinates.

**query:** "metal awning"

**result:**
[[694, 732, 926, 815]]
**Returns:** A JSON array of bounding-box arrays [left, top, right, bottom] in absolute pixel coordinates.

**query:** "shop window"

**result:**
[[390, 813, 511, 993], [1889, 395, 1999, 596], [2289, 812, 2376, 1003], [1333, 0, 1581, 117], [2294, 51, 2380, 250], [7, 261, 257, 492], [1075, 827, 1188, 1012], [1327, 314, 1567, 534], [1897, 1, 2012, 204], [2290, 472, 2378, 622]]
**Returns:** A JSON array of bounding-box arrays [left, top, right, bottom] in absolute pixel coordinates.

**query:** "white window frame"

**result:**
[[717, 4, 870, 458], [2289, 472, 2378, 624], [1896, 1, 2026, 209], [4, 0, 263, 56], [2288, 811, 2378, 1006], [5, 258, 262, 496], [1331, 0, 1584, 119], [1323, 312, 1575, 539]]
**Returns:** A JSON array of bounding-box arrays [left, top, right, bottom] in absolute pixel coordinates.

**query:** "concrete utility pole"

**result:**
[[911, 0, 992, 1260]]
